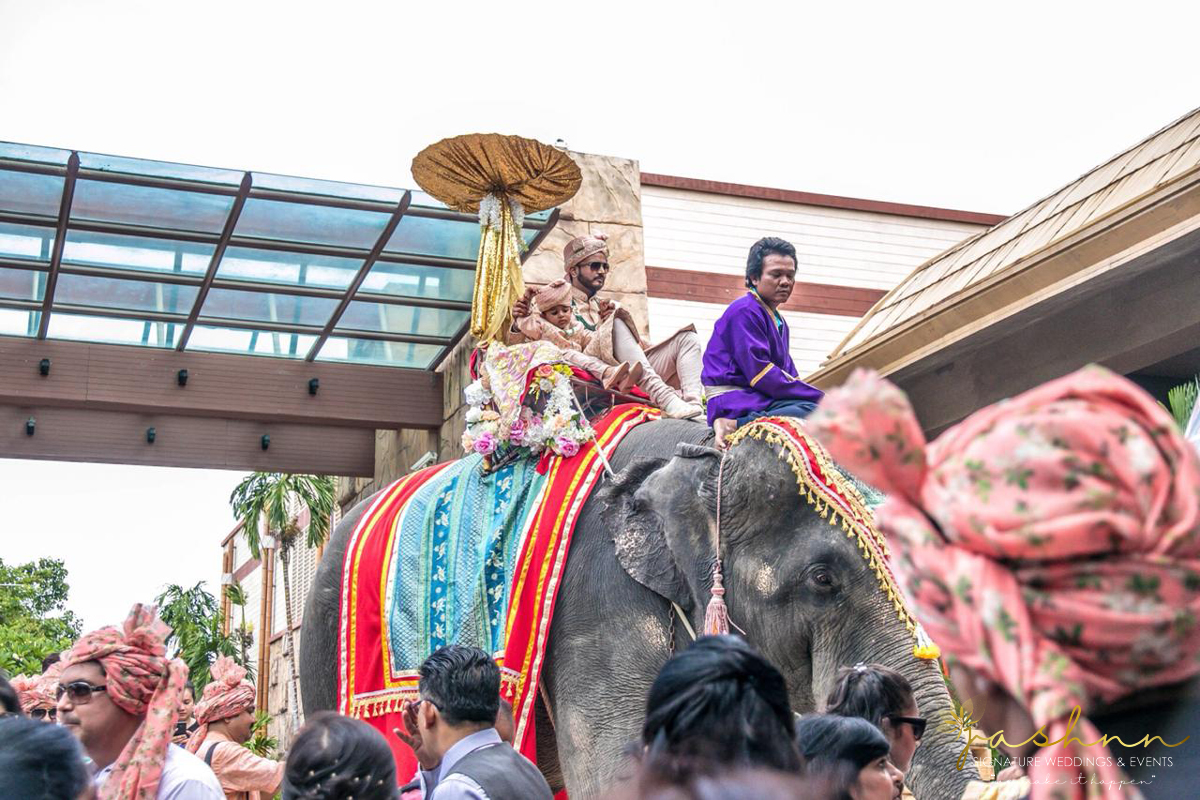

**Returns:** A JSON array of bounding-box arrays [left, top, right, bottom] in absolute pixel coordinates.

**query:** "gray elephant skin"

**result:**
[[300, 418, 978, 798]]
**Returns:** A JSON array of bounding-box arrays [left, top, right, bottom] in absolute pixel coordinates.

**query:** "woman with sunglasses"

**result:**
[[824, 663, 923, 774]]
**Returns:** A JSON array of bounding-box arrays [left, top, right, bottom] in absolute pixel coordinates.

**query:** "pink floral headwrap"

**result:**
[[185, 656, 256, 753], [563, 232, 608, 272], [809, 366, 1200, 798], [11, 673, 55, 715], [64, 603, 189, 800]]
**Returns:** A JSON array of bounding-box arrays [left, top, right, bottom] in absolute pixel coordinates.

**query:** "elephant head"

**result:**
[[604, 437, 978, 798]]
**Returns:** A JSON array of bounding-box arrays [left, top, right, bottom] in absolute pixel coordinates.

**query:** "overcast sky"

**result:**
[[3, 0, 1199, 631]]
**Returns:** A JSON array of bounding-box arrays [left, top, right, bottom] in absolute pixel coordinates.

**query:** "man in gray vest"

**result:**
[[407, 645, 552, 800]]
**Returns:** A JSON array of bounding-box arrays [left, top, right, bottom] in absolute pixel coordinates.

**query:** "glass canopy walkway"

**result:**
[[0, 142, 557, 369]]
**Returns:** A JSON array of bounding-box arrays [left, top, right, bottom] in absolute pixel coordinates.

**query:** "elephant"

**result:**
[[301, 418, 979, 799]]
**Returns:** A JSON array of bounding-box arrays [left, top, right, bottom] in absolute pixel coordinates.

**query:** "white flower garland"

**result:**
[[461, 364, 595, 460]]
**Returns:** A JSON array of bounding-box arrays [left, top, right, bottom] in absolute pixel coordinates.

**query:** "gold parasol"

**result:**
[[412, 134, 581, 342]]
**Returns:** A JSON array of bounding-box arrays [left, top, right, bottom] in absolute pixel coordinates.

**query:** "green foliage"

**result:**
[[154, 582, 247, 692], [230, 473, 335, 558], [245, 710, 279, 759], [1167, 376, 1199, 431], [0, 557, 81, 676], [225, 581, 253, 669]]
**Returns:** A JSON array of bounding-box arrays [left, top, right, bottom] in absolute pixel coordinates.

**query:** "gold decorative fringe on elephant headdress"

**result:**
[[411, 134, 582, 343], [727, 417, 941, 661]]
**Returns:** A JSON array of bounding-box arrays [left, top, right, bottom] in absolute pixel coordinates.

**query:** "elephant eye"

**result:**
[[809, 566, 837, 591]]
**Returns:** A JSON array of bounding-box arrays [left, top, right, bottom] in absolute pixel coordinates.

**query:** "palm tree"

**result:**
[[155, 582, 241, 692], [230, 472, 334, 733], [225, 580, 252, 671]]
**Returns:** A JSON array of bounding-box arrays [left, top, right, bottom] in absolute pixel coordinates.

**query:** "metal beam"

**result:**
[[176, 172, 252, 350], [0, 154, 551, 229], [0, 299, 454, 346], [305, 192, 412, 361], [0, 405, 377, 476], [49, 262, 471, 310], [1, 214, 482, 271], [0, 335, 444, 430], [36, 151, 79, 338]]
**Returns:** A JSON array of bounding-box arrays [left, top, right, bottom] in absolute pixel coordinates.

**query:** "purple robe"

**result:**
[[701, 292, 824, 425]]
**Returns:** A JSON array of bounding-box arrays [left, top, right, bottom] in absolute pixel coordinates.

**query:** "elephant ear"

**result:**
[[601, 456, 694, 612]]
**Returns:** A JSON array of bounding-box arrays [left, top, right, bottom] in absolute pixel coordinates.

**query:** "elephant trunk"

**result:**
[[812, 605, 980, 800], [903, 664, 979, 800]]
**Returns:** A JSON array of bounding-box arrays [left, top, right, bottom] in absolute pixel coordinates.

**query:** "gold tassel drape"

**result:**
[[473, 197, 526, 342]]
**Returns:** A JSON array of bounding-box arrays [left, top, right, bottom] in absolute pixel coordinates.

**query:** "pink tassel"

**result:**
[[702, 561, 729, 636]]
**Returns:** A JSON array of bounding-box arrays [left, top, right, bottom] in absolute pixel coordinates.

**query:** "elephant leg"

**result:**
[[542, 599, 673, 798]]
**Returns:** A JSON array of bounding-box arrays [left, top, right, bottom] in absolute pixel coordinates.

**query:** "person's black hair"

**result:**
[[282, 711, 399, 800], [183, 680, 195, 700], [640, 635, 800, 777], [40, 652, 61, 674], [744, 237, 797, 289], [795, 714, 891, 800], [417, 644, 500, 727], [0, 714, 91, 799], [0, 674, 20, 716], [824, 663, 914, 729]]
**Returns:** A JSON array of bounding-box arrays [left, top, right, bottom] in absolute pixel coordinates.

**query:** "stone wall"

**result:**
[[265, 629, 301, 753]]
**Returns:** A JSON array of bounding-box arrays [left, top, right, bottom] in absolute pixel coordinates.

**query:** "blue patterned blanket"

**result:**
[[382, 453, 549, 674]]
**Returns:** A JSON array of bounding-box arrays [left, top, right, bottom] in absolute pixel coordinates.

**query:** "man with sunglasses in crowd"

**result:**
[[395, 645, 551, 799], [510, 232, 705, 419], [57, 603, 223, 799]]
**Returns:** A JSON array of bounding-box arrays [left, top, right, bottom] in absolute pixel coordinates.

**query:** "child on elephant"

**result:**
[[516, 279, 643, 392]]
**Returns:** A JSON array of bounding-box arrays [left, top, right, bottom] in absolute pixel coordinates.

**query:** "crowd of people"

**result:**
[[0, 625, 924, 800]]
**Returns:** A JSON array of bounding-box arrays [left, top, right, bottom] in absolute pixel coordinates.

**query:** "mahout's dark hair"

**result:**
[[0, 674, 20, 716], [795, 714, 891, 800], [40, 652, 62, 674], [282, 711, 399, 800], [824, 663, 914, 729], [0, 714, 91, 799], [745, 236, 797, 289], [640, 635, 800, 777], [418, 644, 500, 726]]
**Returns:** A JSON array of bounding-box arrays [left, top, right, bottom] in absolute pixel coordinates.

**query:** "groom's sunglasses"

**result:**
[[582, 261, 610, 273]]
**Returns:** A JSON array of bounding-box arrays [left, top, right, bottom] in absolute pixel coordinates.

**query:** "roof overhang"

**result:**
[[809, 167, 1200, 433], [808, 162, 1200, 392]]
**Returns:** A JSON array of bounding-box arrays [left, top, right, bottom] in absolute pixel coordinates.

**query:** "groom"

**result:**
[[511, 233, 704, 419]]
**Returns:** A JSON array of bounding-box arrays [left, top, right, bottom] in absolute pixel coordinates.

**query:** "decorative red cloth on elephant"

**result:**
[[337, 404, 659, 780], [64, 603, 189, 800], [809, 366, 1200, 798], [185, 656, 255, 753]]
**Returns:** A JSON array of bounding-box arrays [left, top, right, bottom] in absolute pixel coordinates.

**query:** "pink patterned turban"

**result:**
[[563, 232, 608, 272], [64, 603, 188, 800], [186, 656, 256, 753], [808, 365, 1200, 798], [534, 278, 573, 312], [11, 674, 55, 715]]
